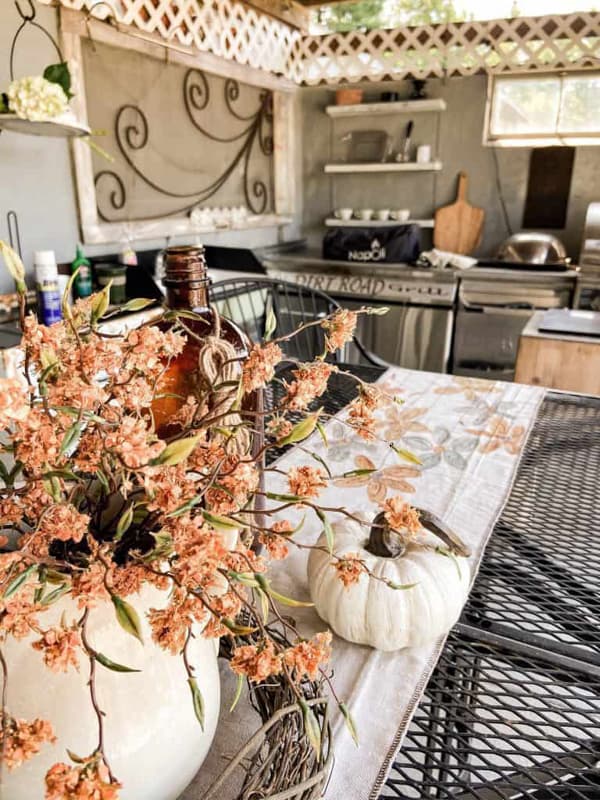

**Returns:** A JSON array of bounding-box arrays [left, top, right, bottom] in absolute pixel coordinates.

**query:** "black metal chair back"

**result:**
[[209, 276, 389, 367], [209, 276, 338, 363]]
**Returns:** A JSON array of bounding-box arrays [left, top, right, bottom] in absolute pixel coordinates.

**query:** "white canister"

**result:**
[[416, 145, 432, 164]]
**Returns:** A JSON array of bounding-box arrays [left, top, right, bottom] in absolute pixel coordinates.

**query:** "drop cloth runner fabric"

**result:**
[[184, 368, 545, 800]]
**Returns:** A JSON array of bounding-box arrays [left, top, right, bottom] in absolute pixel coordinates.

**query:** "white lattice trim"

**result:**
[[39, 0, 301, 80], [295, 12, 600, 85], [39, 2, 600, 86]]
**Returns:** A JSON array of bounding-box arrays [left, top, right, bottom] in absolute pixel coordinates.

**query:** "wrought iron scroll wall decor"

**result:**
[[94, 68, 274, 223]]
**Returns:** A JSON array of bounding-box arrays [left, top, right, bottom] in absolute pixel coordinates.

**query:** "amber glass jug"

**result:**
[[152, 245, 262, 453]]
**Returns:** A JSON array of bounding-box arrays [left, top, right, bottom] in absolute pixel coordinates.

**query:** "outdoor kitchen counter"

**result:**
[[261, 248, 579, 286]]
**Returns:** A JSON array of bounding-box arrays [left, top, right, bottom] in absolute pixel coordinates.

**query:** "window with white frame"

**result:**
[[485, 72, 600, 147]]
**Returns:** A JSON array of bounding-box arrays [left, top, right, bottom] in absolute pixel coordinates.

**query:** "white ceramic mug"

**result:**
[[334, 208, 354, 221], [416, 144, 432, 164], [391, 209, 410, 222], [356, 208, 374, 221], [375, 209, 391, 221]]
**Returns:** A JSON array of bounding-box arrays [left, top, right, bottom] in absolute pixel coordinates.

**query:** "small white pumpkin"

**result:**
[[307, 514, 470, 651]]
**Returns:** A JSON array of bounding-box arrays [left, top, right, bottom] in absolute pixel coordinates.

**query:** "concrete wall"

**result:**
[[0, 4, 302, 294], [301, 75, 599, 261]]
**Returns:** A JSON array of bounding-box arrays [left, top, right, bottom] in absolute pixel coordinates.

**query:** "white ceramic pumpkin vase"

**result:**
[[307, 512, 471, 651], [2, 583, 220, 800]]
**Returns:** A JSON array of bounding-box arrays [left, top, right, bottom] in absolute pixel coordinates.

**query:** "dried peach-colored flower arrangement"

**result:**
[[0, 242, 414, 797]]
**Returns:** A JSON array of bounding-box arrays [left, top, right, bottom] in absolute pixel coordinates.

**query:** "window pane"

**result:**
[[559, 75, 600, 133], [490, 77, 561, 136]]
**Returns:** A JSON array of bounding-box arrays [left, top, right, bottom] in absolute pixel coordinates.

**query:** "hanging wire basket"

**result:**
[[0, 0, 91, 138]]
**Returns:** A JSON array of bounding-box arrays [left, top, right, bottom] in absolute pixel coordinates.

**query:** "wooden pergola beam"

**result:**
[[242, 0, 311, 29]]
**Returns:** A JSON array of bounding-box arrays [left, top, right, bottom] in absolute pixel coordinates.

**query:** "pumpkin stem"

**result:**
[[366, 512, 407, 558]]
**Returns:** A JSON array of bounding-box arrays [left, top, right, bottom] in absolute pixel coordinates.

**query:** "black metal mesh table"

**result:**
[[382, 391, 600, 799]]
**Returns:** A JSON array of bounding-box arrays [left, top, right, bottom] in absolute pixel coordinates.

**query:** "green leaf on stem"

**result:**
[[188, 677, 205, 730], [386, 580, 418, 591], [0, 240, 26, 293], [277, 409, 323, 446], [315, 508, 334, 555], [221, 618, 257, 636], [165, 496, 202, 518], [42, 469, 79, 482], [230, 673, 244, 713], [311, 452, 332, 479], [316, 421, 328, 447], [257, 587, 270, 624], [96, 470, 110, 494], [66, 749, 87, 764], [339, 702, 359, 746], [341, 468, 377, 478], [115, 504, 134, 541], [118, 297, 156, 313], [201, 510, 246, 532], [41, 583, 71, 606], [390, 444, 422, 465], [59, 422, 84, 457], [111, 595, 143, 644], [90, 282, 112, 325], [43, 474, 62, 503], [226, 570, 260, 589], [266, 586, 314, 608], [43, 62, 73, 98], [264, 307, 277, 341], [3, 564, 37, 599], [61, 268, 79, 322], [150, 435, 200, 466], [264, 491, 303, 503], [299, 699, 322, 755], [94, 651, 141, 673]]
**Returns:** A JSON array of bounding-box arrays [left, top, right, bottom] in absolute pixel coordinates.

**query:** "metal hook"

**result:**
[[14, 0, 36, 22]]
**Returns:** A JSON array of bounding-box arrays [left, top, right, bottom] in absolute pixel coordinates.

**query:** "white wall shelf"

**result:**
[[325, 217, 434, 228], [325, 99, 447, 117], [324, 161, 442, 174]]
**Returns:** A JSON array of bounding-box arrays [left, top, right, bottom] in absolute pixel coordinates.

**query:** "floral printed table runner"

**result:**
[[185, 368, 545, 800]]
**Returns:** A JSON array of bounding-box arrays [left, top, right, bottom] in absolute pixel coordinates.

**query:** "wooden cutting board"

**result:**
[[434, 172, 485, 255]]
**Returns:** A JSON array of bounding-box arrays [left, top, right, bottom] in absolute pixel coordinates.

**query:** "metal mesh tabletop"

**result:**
[[384, 391, 600, 799], [383, 627, 600, 800], [462, 393, 600, 665]]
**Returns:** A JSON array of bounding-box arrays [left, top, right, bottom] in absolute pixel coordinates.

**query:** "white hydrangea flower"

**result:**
[[7, 76, 68, 122]]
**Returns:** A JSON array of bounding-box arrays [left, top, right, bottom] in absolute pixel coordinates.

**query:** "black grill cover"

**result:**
[[323, 224, 421, 263]]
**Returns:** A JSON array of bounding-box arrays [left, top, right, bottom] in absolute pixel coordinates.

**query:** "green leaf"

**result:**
[[315, 508, 334, 555], [96, 469, 110, 494], [91, 283, 112, 325], [264, 491, 304, 503], [115, 504, 134, 541], [201, 509, 246, 532], [42, 469, 79, 482], [118, 297, 156, 313], [188, 677, 205, 730], [339, 702, 359, 746], [342, 468, 377, 478], [40, 583, 71, 606], [267, 586, 314, 608], [221, 618, 257, 636], [226, 570, 260, 588], [111, 595, 143, 644], [257, 587, 269, 624], [316, 421, 328, 447], [230, 673, 244, 713], [0, 460, 10, 485], [299, 699, 321, 754], [365, 306, 390, 316], [165, 495, 202, 518], [43, 62, 73, 99], [264, 307, 277, 341], [311, 452, 332, 479], [61, 268, 79, 321], [390, 444, 422, 465], [0, 240, 26, 293], [3, 564, 37, 599], [278, 409, 323, 447], [435, 547, 463, 580], [150, 436, 200, 466], [59, 421, 84, 457], [66, 749, 87, 764], [42, 474, 62, 503], [95, 651, 141, 673], [386, 580, 418, 591]]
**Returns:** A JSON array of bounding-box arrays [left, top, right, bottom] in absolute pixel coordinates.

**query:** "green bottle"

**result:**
[[71, 245, 93, 298]]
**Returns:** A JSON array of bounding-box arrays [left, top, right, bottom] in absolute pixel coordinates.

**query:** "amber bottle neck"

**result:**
[[163, 245, 211, 311]]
